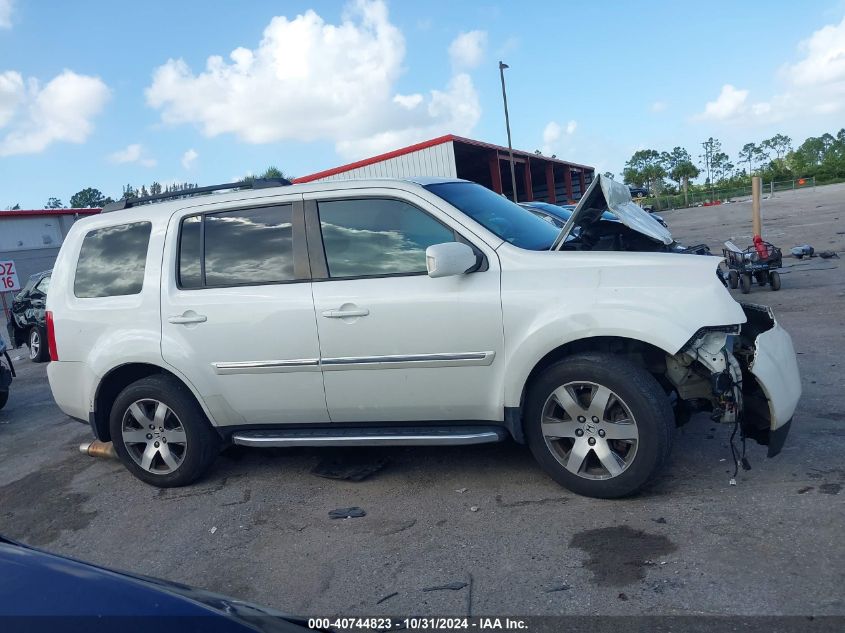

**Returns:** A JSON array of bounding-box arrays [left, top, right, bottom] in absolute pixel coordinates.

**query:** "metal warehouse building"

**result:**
[[0, 208, 100, 282], [294, 134, 595, 203]]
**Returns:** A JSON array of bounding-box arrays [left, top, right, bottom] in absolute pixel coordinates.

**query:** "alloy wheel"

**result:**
[[121, 399, 188, 474], [541, 381, 639, 480], [28, 330, 40, 360]]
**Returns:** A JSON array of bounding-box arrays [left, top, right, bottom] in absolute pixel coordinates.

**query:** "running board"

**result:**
[[231, 425, 506, 447]]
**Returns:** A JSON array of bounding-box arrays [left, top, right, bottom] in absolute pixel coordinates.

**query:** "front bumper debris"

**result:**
[[668, 303, 801, 456]]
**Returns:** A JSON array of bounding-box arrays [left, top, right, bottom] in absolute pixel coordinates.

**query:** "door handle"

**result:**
[[321, 308, 370, 318], [168, 314, 208, 325]]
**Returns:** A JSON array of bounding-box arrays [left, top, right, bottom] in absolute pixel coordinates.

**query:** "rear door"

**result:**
[[160, 196, 329, 426], [305, 189, 504, 423]]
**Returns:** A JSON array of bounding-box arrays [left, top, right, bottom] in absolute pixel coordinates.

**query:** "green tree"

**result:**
[[122, 184, 137, 200], [669, 161, 700, 207], [699, 137, 722, 186], [602, 171, 615, 180], [5, 203, 21, 210], [761, 134, 792, 161], [150, 181, 162, 195], [45, 197, 65, 209], [69, 188, 107, 208], [737, 143, 768, 175], [623, 149, 666, 192], [661, 147, 692, 189], [259, 166, 294, 181]]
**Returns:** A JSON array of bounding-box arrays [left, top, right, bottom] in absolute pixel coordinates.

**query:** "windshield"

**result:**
[[425, 182, 560, 250]]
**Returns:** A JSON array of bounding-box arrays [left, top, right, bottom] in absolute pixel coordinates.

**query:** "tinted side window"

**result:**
[[177, 205, 295, 289], [74, 222, 151, 298], [318, 199, 456, 278]]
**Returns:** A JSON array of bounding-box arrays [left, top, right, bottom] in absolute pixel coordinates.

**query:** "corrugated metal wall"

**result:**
[[310, 141, 457, 182]]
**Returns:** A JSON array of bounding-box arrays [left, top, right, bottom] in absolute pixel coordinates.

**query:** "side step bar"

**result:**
[[231, 425, 506, 447]]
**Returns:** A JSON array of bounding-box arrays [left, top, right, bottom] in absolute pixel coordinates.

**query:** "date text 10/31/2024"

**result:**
[[307, 617, 529, 630]]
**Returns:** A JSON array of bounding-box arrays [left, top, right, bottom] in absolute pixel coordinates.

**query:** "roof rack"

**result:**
[[101, 177, 292, 213]]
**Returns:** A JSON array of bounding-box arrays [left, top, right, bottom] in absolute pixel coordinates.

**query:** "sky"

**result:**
[[1, 0, 845, 208]]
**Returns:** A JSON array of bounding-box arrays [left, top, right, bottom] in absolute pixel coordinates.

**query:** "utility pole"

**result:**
[[499, 61, 518, 202]]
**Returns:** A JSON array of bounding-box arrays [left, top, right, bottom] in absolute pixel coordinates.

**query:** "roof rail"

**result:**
[[101, 177, 292, 213]]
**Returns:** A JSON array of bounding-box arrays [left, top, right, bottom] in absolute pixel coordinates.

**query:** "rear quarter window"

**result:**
[[74, 222, 152, 298]]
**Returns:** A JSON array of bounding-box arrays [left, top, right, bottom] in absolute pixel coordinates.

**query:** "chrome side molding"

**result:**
[[213, 351, 496, 374]]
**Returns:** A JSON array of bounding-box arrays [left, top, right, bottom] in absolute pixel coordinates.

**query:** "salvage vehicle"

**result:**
[[0, 534, 316, 631], [7, 269, 51, 362], [0, 338, 13, 410], [46, 175, 801, 497]]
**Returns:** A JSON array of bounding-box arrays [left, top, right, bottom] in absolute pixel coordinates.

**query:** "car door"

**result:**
[[305, 189, 505, 423], [160, 196, 329, 426]]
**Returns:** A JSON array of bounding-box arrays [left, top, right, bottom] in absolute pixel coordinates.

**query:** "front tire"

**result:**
[[109, 375, 220, 487], [28, 327, 49, 362], [728, 271, 738, 289], [524, 353, 674, 498], [769, 270, 781, 291], [740, 273, 752, 294]]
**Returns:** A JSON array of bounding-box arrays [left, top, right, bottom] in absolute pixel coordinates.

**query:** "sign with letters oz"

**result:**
[[0, 260, 21, 292]]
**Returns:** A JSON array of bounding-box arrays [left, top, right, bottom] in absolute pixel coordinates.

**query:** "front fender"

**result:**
[[503, 317, 682, 407]]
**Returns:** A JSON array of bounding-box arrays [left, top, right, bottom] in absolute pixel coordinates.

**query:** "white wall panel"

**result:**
[[312, 141, 457, 182]]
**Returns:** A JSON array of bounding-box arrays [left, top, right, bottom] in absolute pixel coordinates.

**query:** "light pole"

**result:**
[[499, 61, 518, 202]]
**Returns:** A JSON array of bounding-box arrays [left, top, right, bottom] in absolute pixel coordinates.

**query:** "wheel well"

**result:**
[[518, 336, 671, 424], [92, 364, 191, 442]]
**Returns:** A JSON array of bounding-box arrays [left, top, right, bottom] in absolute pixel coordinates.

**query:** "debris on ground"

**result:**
[[544, 584, 571, 593], [329, 507, 367, 519], [455, 487, 468, 493], [817, 250, 840, 259], [617, 592, 629, 601], [652, 517, 667, 524], [209, 526, 217, 534], [312, 451, 389, 482], [422, 581, 468, 592], [376, 592, 398, 604], [470, 506, 479, 512], [790, 245, 815, 259]]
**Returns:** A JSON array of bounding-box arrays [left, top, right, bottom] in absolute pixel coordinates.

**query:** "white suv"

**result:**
[[46, 176, 801, 497]]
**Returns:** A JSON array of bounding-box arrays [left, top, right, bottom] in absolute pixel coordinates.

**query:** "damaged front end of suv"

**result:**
[[666, 303, 801, 456]]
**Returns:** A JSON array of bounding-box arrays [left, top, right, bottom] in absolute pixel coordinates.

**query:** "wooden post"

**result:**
[[578, 171, 587, 199], [523, 158, 533, 201], [751, 176, 762, 237], [545, 163, 556, 203], [489, 153, 503, 194], [563, 168, 573, 202]]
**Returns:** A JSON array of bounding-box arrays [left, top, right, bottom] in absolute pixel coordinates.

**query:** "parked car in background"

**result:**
[[46, 175, 799, 498], [0, 338, 13, 410], [519, 201, 682, 254], [7, 270, 51, 362], [629, 186, 649, 198]]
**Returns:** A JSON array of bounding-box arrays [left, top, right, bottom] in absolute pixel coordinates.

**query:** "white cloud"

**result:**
[[448, 30, 487, 69], [0, 69, 110, 156], [0, 0, 13, 29], [692, 16, 845, 127], [146, 0, 480, 159], [695, 84, 749, 121], [782, 15, 845, 86], [650, 100, 668, 113], [540, 119, 576, 155], [181, 148, 198, 169], [393, 93, 423, 109], [109, 143, 156, 167]]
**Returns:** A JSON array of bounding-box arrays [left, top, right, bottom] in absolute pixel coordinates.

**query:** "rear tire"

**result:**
[[109, 375, 220, 487], [28, 327, 49, 363], [740, 273, 752, 294], [524, 353, 674, 498], [769, 270, 781, 291], [755, 271, 768, 286], [728, 271, 738, 289]]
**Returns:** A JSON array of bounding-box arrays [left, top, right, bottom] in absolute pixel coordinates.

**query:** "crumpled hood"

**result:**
[[552, 174, 673, 249]]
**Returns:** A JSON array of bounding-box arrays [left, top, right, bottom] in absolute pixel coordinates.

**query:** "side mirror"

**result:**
[[425, 242, 477, 278]]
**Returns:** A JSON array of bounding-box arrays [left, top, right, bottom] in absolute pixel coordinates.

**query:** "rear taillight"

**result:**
[[46, 310, 59, 361]]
